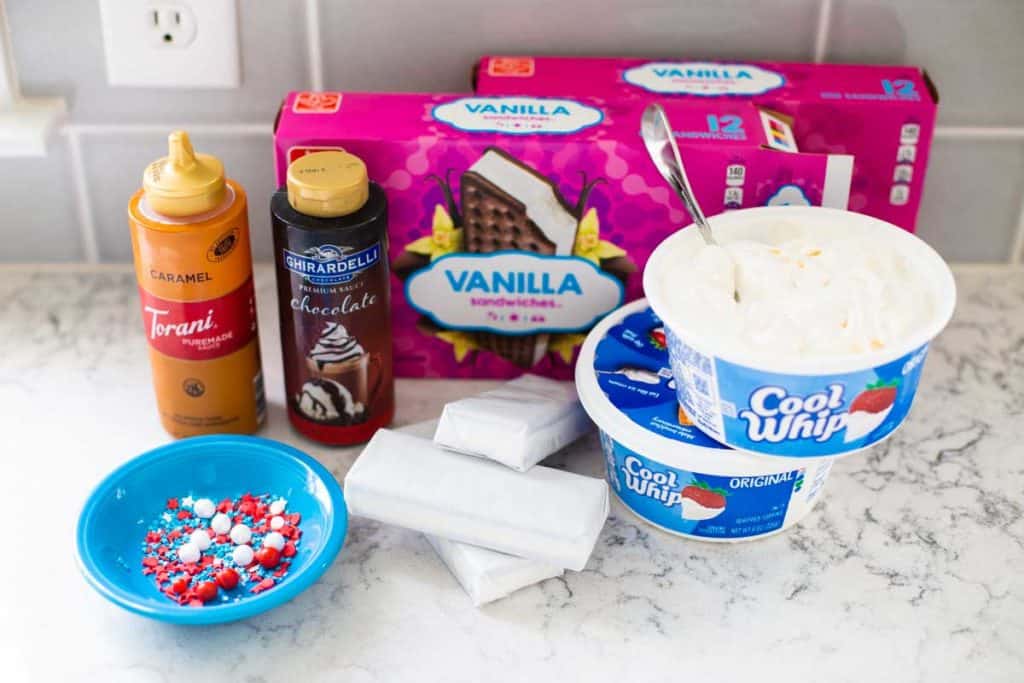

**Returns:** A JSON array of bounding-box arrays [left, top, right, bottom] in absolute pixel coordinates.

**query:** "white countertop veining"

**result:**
[[1, 264, 1022, 683]]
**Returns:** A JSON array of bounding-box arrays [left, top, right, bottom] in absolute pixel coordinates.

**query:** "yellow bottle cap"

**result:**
[[287, 150, 369, 218], [143, 130, 226, 217]]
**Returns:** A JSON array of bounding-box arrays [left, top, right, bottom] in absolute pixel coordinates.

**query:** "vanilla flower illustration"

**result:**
[[548, 333, 588, 364], [404, 205, 463, 260], [435, 329, 479, 362], [573, 208, 626, 265]]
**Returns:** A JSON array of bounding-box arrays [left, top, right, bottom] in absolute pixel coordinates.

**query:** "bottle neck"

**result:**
[[138, 183, 237, 226]]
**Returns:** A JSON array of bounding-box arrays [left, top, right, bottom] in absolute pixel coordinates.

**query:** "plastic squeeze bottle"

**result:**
[[129, 131, 266, 437], [271, 150, 394, 445]]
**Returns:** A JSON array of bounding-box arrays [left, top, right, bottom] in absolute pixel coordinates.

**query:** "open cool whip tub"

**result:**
[[576, 299, 833, 541], [643, 206, 956, 458]]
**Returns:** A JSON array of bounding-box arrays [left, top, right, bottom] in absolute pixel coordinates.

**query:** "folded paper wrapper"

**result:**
[[433, 374, 593, 472], [344, 429, 609, 571], [399, 419, 565, 606], [425, 535, 564, 607]]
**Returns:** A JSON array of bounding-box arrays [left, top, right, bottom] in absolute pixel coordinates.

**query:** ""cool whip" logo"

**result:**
[[283, 243, 380, 286], [739, 385, 848, 443], [432, 97, 604, 134], [622, 455, 681, 506], [624, 62, 785, 96]]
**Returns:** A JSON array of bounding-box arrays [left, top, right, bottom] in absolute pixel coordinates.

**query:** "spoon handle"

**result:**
[[641, 104, 717, 245]]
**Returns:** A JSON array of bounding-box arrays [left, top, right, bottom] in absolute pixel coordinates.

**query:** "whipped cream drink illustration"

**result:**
[[307, 322, 365, 369], [296, 322, 370, 425], [128, 130, 265, 438], [272, 151, 393, 445]]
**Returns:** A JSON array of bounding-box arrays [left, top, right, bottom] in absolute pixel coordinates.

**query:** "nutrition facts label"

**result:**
[[665, 330, 725, 440], [724, 164, 746, 209], [890, 122, 920, 206]]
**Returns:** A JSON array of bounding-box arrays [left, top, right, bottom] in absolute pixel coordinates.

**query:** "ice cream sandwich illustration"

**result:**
[[460, 149, 583, 366], [460, 148, 580, 256]]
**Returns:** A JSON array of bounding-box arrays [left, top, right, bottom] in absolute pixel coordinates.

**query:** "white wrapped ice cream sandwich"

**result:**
[[397, 418, 566, 605], [433, 374, 592, 472], [425, 535, 563, 607], [344, 429, 608, 571]]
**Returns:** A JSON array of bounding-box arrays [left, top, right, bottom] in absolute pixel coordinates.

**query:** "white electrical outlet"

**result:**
[[99, 0, 240, 88], [146, 5, 197, 48]]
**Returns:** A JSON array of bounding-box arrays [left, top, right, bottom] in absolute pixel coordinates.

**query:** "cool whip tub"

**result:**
[[576, 299, 833, 541], [644, 206, 956, 458]]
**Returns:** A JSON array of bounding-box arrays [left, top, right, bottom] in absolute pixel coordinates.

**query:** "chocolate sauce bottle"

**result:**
[[271, 150, 393, 445]]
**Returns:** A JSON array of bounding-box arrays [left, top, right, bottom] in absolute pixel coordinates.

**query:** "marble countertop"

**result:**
[[1, 264, 1021, 683]]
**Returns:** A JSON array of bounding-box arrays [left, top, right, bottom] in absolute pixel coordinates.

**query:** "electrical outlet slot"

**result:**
[[149, 4, 197, 48]]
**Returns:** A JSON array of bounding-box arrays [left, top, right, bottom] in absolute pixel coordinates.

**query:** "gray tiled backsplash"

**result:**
[[0, 0, 1022, 264], [828, 0, 1024, 127], [320, 0, 820, 92], [81, 132, 278, 262], [8, 0, 310, 124], [0, 138, 82, 263], [916, 138, 1024, 263]]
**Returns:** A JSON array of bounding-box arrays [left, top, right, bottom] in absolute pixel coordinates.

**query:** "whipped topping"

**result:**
[[659, 223, 935, 358], [297, 378, 364, 422], [308, 322, 364, 368]]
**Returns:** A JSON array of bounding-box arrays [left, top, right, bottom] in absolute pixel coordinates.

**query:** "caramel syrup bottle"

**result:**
[[129, 131, 266, 437]]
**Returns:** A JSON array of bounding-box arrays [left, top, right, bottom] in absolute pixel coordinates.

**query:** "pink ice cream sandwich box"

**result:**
[[274, 91, 853, 379], [475, 56, 939, 233]]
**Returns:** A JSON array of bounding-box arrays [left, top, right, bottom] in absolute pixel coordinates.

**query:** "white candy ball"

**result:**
[[269, 516, 285, 531], [177, 541, 201, 564], [269, 499, 287, 516], [189, 529, 212, 551], [192, 498, 216, 519], [232, 544, 254, 567], [210, 512, 232, 535], [230, 523, 252, 545], [262, 532, 286, 551]]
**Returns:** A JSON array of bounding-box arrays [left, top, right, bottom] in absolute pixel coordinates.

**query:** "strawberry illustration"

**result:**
[[849, 378, 899, 414], [845, 378, 900, 443], [649, 326, 666, 350], [679, 479, 728, 521]]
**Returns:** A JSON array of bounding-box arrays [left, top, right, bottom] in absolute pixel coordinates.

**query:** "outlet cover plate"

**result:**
[[98, 0, 240, 88]]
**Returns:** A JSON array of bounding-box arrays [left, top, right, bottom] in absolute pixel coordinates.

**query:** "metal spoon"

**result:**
[[642, 103, 741, 302], [640, 103, 717, 246]]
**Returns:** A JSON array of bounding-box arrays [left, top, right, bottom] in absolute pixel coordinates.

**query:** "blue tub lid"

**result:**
[[589, 300, 729, 450]]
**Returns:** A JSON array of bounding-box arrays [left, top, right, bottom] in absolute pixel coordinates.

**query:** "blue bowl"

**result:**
[[76, 435, 347, 625]]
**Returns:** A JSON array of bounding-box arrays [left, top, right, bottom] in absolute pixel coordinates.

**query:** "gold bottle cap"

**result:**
[[287, 150, 369, 218], [142, 130, 227, 217]]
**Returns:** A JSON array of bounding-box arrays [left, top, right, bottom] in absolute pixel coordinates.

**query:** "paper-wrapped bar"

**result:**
[[344, 429, 608, 571], [433, 374, 592, 472]]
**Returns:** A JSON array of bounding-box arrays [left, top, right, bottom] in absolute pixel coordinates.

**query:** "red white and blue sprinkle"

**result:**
[[140, 492, 302, 607]]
